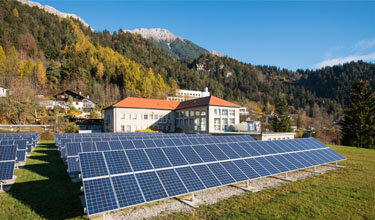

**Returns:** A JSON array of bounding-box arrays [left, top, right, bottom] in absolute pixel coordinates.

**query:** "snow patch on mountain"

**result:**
[[17, 0, 92, 30], [124, 28, 184, 42]]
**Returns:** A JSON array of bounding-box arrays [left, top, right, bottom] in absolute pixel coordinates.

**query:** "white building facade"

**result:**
[[167, 87, 210, 101], [0, 87, 7, 97]]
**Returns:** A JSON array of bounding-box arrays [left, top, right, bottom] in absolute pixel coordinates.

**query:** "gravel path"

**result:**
[[111, 165, 340, 220]]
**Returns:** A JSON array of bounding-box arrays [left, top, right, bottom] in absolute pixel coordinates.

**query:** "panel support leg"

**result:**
[[0, 182, 3, 191], [175, 193, 200, 208]]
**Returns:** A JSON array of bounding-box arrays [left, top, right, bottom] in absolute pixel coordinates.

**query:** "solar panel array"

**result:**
[[75, 136, 345, 216], [0, 133, 40, 181]]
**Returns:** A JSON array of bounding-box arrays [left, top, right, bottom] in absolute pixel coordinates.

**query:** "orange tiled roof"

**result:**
[[108, 96, 240, 110], [111, 97, 180, 110]]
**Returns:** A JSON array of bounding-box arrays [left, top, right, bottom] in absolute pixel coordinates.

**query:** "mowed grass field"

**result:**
[[0, 141, 374, 220]]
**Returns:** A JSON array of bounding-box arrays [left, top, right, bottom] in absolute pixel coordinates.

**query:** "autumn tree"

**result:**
[[0, 46, 5, 74], [34, 59, 47, 88]]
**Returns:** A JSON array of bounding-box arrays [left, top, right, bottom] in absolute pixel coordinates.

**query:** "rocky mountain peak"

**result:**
[[124, 28, 184, 42]]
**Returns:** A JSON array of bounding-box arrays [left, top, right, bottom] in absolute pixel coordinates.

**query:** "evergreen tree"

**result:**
[[341, 81, 375, 148], [272, 99, 293, 132]]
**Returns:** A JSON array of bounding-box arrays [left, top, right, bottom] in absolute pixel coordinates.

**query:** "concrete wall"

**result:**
[[105, 107, 174, 132], [207, 106, 240, 133]]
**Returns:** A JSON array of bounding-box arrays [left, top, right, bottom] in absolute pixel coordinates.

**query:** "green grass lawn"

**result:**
[[0, 141, 87, 220], [0, 142, 374, 220], [156, 145, 375, 220]]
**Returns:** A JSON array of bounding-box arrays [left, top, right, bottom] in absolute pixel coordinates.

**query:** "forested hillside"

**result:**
[[1, 0, 374, 126]]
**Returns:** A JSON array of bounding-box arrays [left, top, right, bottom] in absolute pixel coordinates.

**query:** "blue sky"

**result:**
[[34, 0, 375, 70]]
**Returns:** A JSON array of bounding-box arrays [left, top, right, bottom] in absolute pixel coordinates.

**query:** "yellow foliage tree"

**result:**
[[24, 59, 33, 77], [18, 61, 24, 77], [5, 46, 19, 75], [12, 8, 19, 18], [34, 59, 46, 88], [0, 46, 5, 74], [96, 62, 104, 78]]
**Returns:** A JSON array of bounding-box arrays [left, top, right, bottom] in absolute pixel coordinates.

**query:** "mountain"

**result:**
[[16, 0, 92, 29], [124, 28, 208, 59]]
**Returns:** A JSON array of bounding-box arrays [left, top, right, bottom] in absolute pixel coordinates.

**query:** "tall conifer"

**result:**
[[272, 99, 293, 132]]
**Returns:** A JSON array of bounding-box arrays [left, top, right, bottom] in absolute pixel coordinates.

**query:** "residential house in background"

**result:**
[[104, 95, 241, 133], [167, 87, 210, 101], [0, 86, 8, 97], [54, 90, 96, 110]]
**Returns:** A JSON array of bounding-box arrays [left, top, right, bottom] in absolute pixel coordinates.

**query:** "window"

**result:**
[[229, 118, 235, 125], [184, 119, 188, 126], [120, 125, 125, 132], [214, 118, 221, 131], [190, 118, 194, 126], [149, 114, 153, 120], [120, 114, 125, 119], [131, 125, 136, 132], [144, 114, 148, 120], [155, 114, 159, 120], [214, 109, 219, 116], [201, 110, 206, 116], [222, 118, 228, 130], [229, 109, 235, 116], [133, 114, 137, 119], [222, 109, 228, 116], [125, 114, 130, 119], [127, 125, 131, 132]]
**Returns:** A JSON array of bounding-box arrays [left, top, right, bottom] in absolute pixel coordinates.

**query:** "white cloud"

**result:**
[[314, 53, 375, 68], [354, 39, 375, 50]]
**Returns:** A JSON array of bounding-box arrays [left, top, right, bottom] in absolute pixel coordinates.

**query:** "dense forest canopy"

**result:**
[[1, 0, 375, 125]]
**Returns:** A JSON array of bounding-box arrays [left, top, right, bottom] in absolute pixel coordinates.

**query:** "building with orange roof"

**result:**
[[104, 95, 240, 133]]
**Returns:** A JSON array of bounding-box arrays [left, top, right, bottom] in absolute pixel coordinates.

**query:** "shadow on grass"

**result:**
[[9, 142, 86, 220]]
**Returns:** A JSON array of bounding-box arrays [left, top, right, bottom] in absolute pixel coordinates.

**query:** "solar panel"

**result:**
[[205, 144, 229, 160], [83, 178, 118, 216], [126, 149, 153, 172], [192, 165, 221, 188], [191, 145, 217, 162], [132, 140, 146, 149], [220, 161, 248, 182], [104, 151, 132, 175], [233, 159, 260, 179], [153, 139, 166, 147], [143, 140, 156, 148], [157, 169, 188, 196], [67, 157, 80, 173], [0, 145, 17, 161], [108, 141, 123, 150], [216, 144, 240, 159], [0, 161, 15, 180], [207, 163, 235, 185], [228, 143, 250, 157], [81, 142, 96, 152], [112, 174, 145, 208], [264, 156, 290, 173], [16, 150, 26, 162], [179, 146, 203, 164], [245, 158, 271, 177], [79, 152, 108, 179], [135, 171, 168, 202], [121, 140, 135, 149], [66, 143, 82, 157], [175, 166, 205, 192], [145, 148, 172, 169]]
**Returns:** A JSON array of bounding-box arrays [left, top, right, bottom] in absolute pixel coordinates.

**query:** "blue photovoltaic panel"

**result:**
[[14, 140, 27, 150], [121, 140, 135, 149], [203, 137, 214, 144], [245, 158, 271, 177], [66, 143, 82, 157], [324, 148, 346, 161], [16, 150, 26, 162], [171, 138, 183, 146], [112, 174, 145, 208], [220, 161, 248, 182], [281, 154, 305, 169], [104, 151, 132, 175], [288, 152, 313, 167], [216, 144, 240, 159], [157, 169, 188, 196], [207, 163, 235, 185], [280, 140, 299, 151], [0, 145, 17, 161], [273, 154, 298, 171], [248, 142, 269, 155], [241, 142, 261, 156], [192, 165, 221, 188], [81, 142, 96, 152], [67, 156, 80, 173], [188, 138, 199, 145], [83, 178, 118, 216], [195, 138, 207, 144], [163, 139, 175, 147], [0, 161, 15, 180], [257, 142, 277, 154], [264, 156, 290, 173], [205, 144, 229, 160], [315, 149, 336, 162], [95, 142, 111, 151], [298, 152, 319, 166], [143, 140, 156, 148], [192, 145, 217, 162], [175, 166, 205, 192], [108, 141, 123, 150], [264, 141, 286, 153], [162, 147, 188, 166], [145, 148, 172, 169], [125, 149, 153, 172], [228, 143, 250, 157], [255, 157, 280, 175], [310, 150, 332, 164], [179, 146, 203, 164], [233, 160, 260, 179], [273, 140, 294, 152], [79, 152, 108, 179], [180, 138, 192, 146], [303, 151, 325, 164], [136, 171, 168, 202], [153, 139, 166, 147]]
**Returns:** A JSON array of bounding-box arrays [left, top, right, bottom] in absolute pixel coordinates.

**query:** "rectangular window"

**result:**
[[222, 109, 228, 116], [133, 114, 137, 119], [229, 109, 235, 116], [190, 118, 194, 126], [214, 118, 221, 131], [214, 109, 218, 116], [127, 125, 131, 132], [121, 125, 125, 132], [229, 118, 235, 125], [149, 114, 153, 120], [155, 114, 159, 120], [144, 114, 148, 120], [120, 114, 125, 119]]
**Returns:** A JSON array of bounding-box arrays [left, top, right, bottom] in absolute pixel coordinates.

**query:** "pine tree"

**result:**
[[272, 99, 293, 132], [341, 81, 375, 148]]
